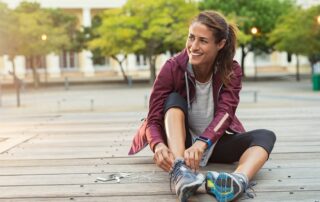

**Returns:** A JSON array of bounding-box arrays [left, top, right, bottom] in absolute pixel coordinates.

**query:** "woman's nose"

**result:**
[[190, 40, 199, 51]]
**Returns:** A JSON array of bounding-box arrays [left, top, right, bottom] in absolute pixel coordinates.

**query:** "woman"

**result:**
[[129, 10, 276, 202]]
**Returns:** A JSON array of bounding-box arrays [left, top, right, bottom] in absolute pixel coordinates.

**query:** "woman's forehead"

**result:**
[[188, 22, 214, 39]]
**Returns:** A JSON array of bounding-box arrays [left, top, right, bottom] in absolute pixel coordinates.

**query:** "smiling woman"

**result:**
[[129, 10, 276, 202]]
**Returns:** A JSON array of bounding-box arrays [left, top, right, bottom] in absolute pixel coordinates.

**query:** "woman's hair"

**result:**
[[191, 11, 238, 85]]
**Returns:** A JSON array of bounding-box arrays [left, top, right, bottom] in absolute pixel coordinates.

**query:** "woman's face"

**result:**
[[186, 22, 225, 69]]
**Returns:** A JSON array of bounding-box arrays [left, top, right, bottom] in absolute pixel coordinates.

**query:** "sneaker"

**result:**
[[169, 158, 205, 202], [206, 172, 246, 202], [205, 171, 219, 197]]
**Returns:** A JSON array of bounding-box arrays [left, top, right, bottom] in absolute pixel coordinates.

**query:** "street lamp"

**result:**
[[251, 27, 259, 80], [41, 34, 47, 41], [251, 27, 259, 35], [317, 15, 320, 25], [41, 34, 48, 83]]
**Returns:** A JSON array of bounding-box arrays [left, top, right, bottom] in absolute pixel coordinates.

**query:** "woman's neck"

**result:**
[[192, 65, 214, 83]]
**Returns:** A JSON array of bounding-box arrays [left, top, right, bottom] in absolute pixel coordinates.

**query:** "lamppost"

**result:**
[[251, 27, 259, 80], [317, 15, 320, 25], [41, 34, 48, 84]]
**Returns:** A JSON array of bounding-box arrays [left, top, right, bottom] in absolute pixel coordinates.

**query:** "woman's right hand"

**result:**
[[153, 143, 174, 172]]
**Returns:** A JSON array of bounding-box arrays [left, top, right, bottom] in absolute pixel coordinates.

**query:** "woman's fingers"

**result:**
[[194, 151, 199, 172], [160, 150, 173, 170], [185, 147, 203, 172], [154, 149, 173, 172]]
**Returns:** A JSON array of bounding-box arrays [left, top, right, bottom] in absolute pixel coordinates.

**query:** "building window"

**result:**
[[135, 54, 147, 66], [60, 51, 78, 69], [25, 55, 46, 70]]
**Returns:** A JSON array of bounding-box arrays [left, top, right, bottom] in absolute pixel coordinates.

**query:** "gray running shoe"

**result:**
[[170, 158, 205, 202]]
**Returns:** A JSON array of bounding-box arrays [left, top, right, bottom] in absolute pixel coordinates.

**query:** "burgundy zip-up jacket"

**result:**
[[128, 49, 245, 155]]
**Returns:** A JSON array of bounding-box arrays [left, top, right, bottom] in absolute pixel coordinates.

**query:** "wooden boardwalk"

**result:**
[[0, 107, 320, 202]]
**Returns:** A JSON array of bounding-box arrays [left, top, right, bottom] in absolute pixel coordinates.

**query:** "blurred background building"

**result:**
[[0, 0, 319, 82]]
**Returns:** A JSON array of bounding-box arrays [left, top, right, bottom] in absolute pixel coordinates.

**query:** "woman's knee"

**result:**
[[251, 129, 276, 154], [164, 107, 185, 120], [255, 129, 276, 143], [164, 92, 188, 116]]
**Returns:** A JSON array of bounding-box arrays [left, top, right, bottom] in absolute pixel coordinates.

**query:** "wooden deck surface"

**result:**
[[1, 106, 320, 202]]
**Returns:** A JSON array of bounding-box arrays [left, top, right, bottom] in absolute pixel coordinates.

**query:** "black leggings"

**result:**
[[164, 92, 276, 163]]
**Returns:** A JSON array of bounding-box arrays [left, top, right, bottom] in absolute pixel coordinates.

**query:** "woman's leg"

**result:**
[[163, 93, 204, 202], [163, 92, 191, 158], [210, 129, 276, 176], [165, 107, 186, 159], [234, 145, 268, 180], [206, 129, 276, 201]]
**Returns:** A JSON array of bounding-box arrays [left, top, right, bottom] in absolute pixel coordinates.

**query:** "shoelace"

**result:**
[[241, 181, 257, 200], [169, 160, 184, 192]]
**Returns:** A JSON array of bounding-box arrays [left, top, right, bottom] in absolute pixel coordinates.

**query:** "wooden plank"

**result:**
[[0, 162, 319, 180], [0, 194, 213, 202], [0, 180, 319, 198], [6, 144, 320, 157], [1, 191, 319, 202], [1, 156, 320, 169], [0, 134, 36, 154], [0, 171, 319, 187]]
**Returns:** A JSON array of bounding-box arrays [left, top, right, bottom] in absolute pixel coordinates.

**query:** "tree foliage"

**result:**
[[199, 0, 295, 75], [0, 2, 22, 67], [0, 2, 79, 87], [90, 0, 198, 83], [269, 5, 320, 68]]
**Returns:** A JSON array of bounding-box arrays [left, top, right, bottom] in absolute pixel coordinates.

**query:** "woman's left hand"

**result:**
[[184, 141, 207, 172]]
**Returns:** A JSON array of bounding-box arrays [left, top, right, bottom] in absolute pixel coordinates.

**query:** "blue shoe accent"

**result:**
[[206, 172, 244, 202]]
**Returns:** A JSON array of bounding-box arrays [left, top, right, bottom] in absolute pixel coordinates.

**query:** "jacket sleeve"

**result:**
[[201, 61, 242, 143], [146, 60, 175, 152]]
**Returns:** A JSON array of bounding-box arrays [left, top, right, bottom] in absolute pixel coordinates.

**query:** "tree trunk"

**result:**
[[111, 55, 128, 83], [148, 55, 157, 84], [296, 54, 300, 82], [9, 57, 20, 107], [240, 45, 248, 77], [8, 56, 16, 83], [30, 56, 40, 88]]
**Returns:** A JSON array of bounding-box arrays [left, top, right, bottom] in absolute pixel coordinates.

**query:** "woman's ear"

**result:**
[[218, 39, 226, 50]]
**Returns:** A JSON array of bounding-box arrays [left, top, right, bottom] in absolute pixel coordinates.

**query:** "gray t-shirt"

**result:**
[[188, 75, 216, 167]]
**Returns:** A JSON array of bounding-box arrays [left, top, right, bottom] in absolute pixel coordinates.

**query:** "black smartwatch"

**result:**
[[195, 136, 212, 148]]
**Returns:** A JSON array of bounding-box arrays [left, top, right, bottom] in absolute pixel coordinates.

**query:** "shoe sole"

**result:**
[[179, 174, 205, 202], [206, 172, 241, 202]]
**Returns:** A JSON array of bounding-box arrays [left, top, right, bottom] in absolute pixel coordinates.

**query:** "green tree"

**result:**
[[124, 0, 198, 83], [0, 2, 24, 106], [88, 9, 142, 83], [200, 0, 295, 75], [0, 2, 22, 76], [90, 0, 198, 83], [269, 5, 320, 78], [14, 2, 78, 87]]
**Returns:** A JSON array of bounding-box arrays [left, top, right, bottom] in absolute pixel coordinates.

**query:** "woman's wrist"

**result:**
[[195, 140, 208, 150]]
